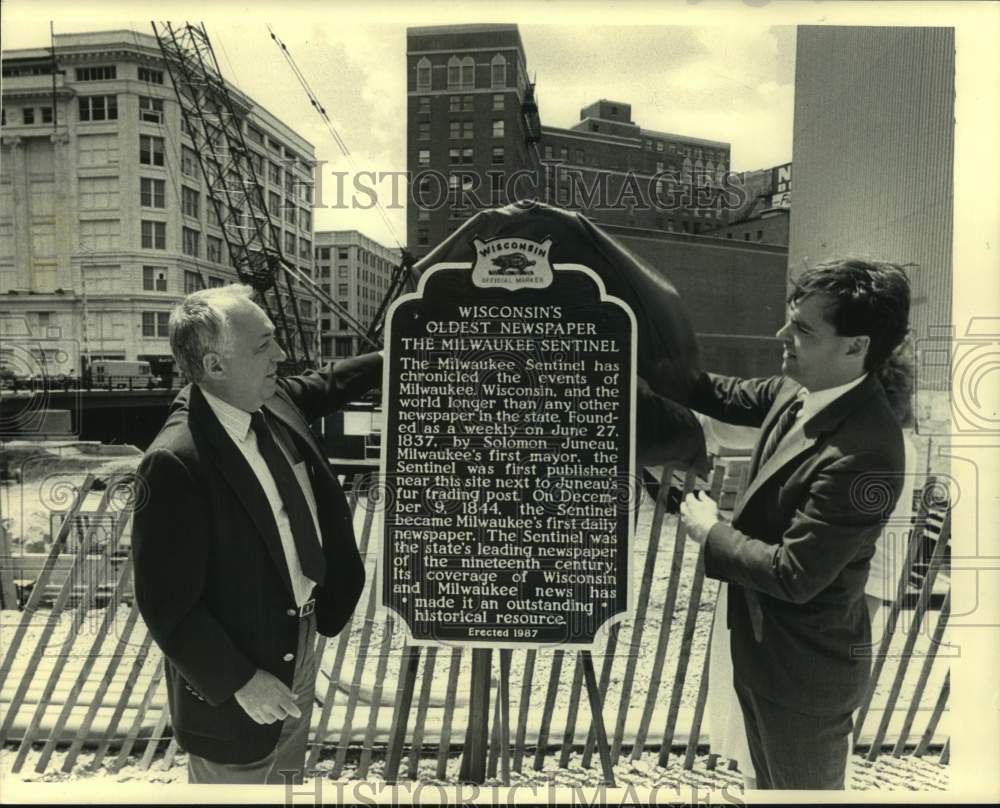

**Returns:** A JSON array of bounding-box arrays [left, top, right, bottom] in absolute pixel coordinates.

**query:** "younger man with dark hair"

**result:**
[[676, 259, 911, 789]]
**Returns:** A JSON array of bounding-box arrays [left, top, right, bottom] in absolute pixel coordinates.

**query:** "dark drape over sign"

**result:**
[[413, 201, 708, 471]]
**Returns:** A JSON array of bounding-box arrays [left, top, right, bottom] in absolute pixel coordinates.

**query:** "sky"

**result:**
[[3, 5, 796, 252]]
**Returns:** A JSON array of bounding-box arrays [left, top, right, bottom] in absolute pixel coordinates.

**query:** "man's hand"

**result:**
[[679, 491, 720, 545], [234, 669, 301, 725]]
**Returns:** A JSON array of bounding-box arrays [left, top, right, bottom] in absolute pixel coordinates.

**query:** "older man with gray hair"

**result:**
[[132, 284, 382, 783]]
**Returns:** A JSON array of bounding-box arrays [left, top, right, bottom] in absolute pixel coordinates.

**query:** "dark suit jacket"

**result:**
[[657, 372, 904, 716], [131, 353, 382, 763]]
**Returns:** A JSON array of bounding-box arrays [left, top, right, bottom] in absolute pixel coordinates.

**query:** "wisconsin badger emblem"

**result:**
[[489, 252, 536, 275]]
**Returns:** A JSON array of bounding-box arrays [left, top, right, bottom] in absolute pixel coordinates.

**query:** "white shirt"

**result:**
[[768, 373, 869, 459], [797, 373, 869, 426], [201, 388, 323, 607]]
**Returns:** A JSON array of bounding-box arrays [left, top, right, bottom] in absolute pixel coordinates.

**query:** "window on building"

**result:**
[[338, 248, 349, 260], [76, 65, 117, 82], [41, 107, 53, 123], [756, 230, 764, 242], [318, 247, 331, 261], [300, 209, 311, 231], [492, 119, 504, 138], [78, 95, 118, 122], [417, 229, 428, 246], [22, 108, 35, 125], [416, 57, 432, 92], [338, 283, 349, 296], [492, 146, 504, 165], [463, 94, 473, 112], [141, 220, 166, 249], [182, 186, 200, 218], [184, 270, 203, 293], [449, 121, 460, 140], [182, 227, 200, 257], [490, 54, 506, 88], [207, 235, 224, 263], [449, 95, 461, 113], [544, 145, 553, 160], [269, 161, 282, 185], [417, 208, 430, 221], [142, 266, 168, 292], [299, 238, 311, 259], [138, 66, 164, 84], [285, 232, 296, 254], [656, 141, 665, 152], [285, 170, 295, 196], [138, 96, 164, 123], [460, 56, 474, 89], [559, 147, 568, 161], [418, 122, 430, 140], [180, 146, 198, 177], [140, 135, 165, 166], [268, 191, 281, 215], [447, 56, 461, 89], [462, 121, 474, 139], [284, 203, 296, 226], [418, 96, 430, 114], [208, 276, 225, 288], [140, 177, 165, 208], [575, 149, 584, 164], [590, 124, 599, 133], [418, 148, 430, 166]]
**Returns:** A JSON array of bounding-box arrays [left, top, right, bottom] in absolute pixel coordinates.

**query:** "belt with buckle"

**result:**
[[298, 598, 315, 617]]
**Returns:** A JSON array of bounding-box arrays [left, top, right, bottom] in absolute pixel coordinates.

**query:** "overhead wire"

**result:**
[[265, 25, 406, 254]]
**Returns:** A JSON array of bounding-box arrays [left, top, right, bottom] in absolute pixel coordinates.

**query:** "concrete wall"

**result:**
[[789, 26, 955, 389]]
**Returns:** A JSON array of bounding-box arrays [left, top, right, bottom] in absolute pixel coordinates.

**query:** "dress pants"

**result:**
[[187, 610, 319, 784], [734, 680, 853, 790]]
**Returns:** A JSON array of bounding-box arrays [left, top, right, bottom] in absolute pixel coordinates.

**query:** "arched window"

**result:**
[[491, 54, 506, 88], [461, 56, 475, 89], [704, 160, 715, 186], [682, 157, 692, 184], [447, 56, 461, 89], [694, 159, 704, 186], [416, 57, 431, 92]]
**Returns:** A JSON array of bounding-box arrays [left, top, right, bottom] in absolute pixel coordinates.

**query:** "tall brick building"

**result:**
[[404, 23, 786, 377], [406, 24, 540, 261]]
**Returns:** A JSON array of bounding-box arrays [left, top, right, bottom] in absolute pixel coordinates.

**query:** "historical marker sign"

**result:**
[[380, 237, 637, 648]]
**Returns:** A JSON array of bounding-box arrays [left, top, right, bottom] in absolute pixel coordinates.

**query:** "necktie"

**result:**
[[250, 411, 326, 587], [743, 395, 804, 642], [757, 397, 804, 472]]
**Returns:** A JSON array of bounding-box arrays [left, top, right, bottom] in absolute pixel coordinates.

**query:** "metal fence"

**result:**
[[0, 458, 951, 778]]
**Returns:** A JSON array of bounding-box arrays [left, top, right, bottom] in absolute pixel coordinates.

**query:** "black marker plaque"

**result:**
[[380, 237, 636, 647]]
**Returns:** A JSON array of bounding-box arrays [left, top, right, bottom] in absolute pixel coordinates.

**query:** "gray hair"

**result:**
[[168, 283, 256, 382]]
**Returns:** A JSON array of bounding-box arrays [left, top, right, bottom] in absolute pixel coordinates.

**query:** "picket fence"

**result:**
[[0, 455, 951, 779]]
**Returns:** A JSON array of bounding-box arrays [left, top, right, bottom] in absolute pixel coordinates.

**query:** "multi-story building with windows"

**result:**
[[406, 24, 540, 262], [405, 26, 735, 261], [405, 24, 785, 379], [540, 99, 732, 235], [0, 29, 317, 381], [313, 230, 400, 361]]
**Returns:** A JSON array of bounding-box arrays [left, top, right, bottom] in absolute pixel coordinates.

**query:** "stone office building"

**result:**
[[0, 29, 318, 380]]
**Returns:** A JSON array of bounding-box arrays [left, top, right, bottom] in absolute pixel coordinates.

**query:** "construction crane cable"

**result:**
[[265, 25, 405, 253]]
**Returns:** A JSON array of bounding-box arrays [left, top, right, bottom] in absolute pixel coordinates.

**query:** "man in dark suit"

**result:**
[[131, 284, 381, 784], [674, 259, 911, 789]]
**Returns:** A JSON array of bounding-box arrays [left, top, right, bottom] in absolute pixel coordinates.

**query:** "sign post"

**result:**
[[380, 237, 637, 782]]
